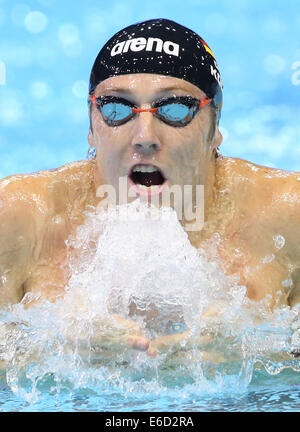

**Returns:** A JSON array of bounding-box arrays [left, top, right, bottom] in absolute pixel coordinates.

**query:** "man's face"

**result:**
[[88, 73, 222, 202]]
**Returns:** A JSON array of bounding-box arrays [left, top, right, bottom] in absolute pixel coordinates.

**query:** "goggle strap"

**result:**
[[199, 98, 212, 108], [132, 107, 158, 113], [89, 94, 96, 104]]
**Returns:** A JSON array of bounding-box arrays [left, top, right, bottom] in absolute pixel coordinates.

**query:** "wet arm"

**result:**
[[280, 179, 300, 307], [0, 191, 36, 307]]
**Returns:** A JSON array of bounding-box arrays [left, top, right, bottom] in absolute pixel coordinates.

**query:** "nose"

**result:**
[[131, 111, 161, 156], [133, 141, 160, 156]]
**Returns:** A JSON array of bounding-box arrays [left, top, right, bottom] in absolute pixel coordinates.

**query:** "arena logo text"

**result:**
[[111, 37, 180, 57]]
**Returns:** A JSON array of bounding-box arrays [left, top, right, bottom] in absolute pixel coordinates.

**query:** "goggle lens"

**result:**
[[157, 103, 193, 125], [158, 103, 189, 122], [101, 102, 132, 125]]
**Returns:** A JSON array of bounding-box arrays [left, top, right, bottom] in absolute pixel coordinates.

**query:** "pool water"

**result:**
[[0, 365, 299, 412], [0, 203, 299, 412]]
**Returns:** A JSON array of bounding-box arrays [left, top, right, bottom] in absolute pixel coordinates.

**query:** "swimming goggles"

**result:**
[[89, 94, 212, 127]]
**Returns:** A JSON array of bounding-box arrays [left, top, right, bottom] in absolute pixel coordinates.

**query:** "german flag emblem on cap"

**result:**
[[200, 38, 215, 59]]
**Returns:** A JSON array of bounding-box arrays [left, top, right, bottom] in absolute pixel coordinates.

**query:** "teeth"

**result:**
[[132, 164, 159, 173], [135, 184, 161, 190]]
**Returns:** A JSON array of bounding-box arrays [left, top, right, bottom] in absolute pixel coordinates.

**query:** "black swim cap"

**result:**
[[89, 18, 223, 120]]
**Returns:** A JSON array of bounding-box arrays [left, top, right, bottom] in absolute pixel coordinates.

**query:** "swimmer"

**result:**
[[0, 18, 299, 358]]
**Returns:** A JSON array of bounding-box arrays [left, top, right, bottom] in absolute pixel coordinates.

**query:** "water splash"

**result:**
[[0, 201, 299, 406]]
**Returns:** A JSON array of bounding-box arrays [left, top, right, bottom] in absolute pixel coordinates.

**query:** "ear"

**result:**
[[211, 128, 223, 150]]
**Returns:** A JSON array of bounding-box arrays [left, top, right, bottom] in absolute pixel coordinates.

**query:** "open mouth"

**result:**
[[129, 164, 166, 189]]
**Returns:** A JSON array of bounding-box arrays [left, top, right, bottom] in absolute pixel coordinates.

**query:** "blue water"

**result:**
[[0, 367, 299, 412]]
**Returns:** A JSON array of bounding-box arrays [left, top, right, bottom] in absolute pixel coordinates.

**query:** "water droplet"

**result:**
[[273, 234, 285, 250]]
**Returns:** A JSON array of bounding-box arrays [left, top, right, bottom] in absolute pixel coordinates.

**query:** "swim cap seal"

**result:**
[[89, 18, 223, 120]]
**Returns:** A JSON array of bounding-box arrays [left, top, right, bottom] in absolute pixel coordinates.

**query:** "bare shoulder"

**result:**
[[0, 159, 95, 213], [217, 156, 300, 212], [218, 156, 300, 235], [217, 156, 300, 305], [217, 156, 299, 185], [0, 158, 96, 252], [0, 160, 95, 306]]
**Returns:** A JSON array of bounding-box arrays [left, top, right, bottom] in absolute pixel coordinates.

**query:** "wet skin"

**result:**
[[0, 74, 299, 356]]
